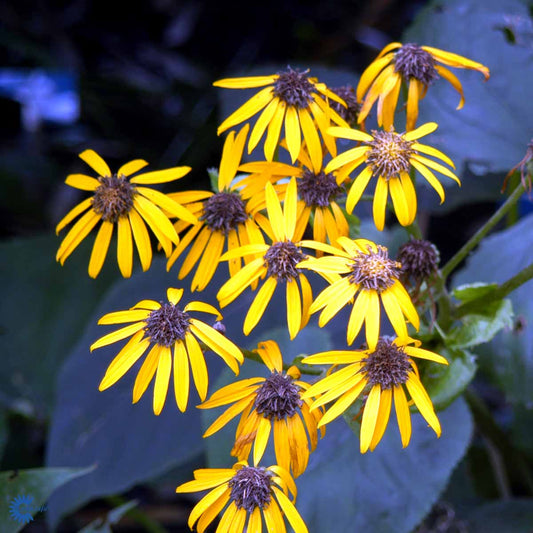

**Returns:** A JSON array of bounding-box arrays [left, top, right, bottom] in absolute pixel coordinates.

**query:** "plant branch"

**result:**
[[441, 183, 525, 280]]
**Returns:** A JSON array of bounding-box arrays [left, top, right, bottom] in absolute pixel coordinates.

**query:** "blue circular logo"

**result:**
[[8, 494, 35, 524]]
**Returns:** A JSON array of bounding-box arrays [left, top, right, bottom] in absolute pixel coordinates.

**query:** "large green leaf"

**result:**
[[404, 0, 533, 211], [296, 397, 472, 533], [0, 466, 92, 533], [453, 213, 533, 404], [466, 499, 533, 533], [45, 260, 212, 527], [0, 234, 118, 417]]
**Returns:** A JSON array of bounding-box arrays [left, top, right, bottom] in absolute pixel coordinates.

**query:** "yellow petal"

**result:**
[[403, 122, 438, 141], [173, 340, 190, 412], [346, 166, 374, 213], [88, 220, 113, 278], [132, 344, 161, 403], [369, 386, 392, 451], [364, 290, 381, 351], [56, 197, 93, 234], [118, 159, 149, 177], [99, 331, 150, 390], [90, 322, 145, 351], [264, 100, 286, 161], [410, 159, 445, 203], [217, 87, 274, 134], [388, 177, 411, 227], [406, 78, 420, 131], [356, 53, 395, 100], [360, 384, 381, 453], [219, 125, 249, 188], [130, 166, 192, 184], [253, 416, 272, 466], [56, 210, 101, 264], [185, 333, 209, 401], [298, 108, 322, 173], [284, 106, 302, 163], [272, 487, 309, 533], [243, 277, 277, 335], [117, 216, 133, 278], [394, 384, 412, 447], [128, 209, 152, 271], [435, 65, 465, 109], [286, 280, 302, 340], [136, 186, 198, 224], [65, 173, 100, 191], [265, 181, 286, 241], [153, 346, 172, 415], [213, 75, 277, 88], [248, 97, 279, 153], [79, 149, 111, 177], [372, 176, 389, 231], [405, 375, 441, 437]]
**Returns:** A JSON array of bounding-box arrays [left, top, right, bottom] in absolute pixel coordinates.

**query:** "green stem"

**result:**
[[405, 219, 423, 239], [457, 261, 533, 317], [441, 183, 525, 280]]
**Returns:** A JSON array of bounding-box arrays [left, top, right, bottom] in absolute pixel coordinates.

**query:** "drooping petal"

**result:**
[[88, 220, 113, 278]]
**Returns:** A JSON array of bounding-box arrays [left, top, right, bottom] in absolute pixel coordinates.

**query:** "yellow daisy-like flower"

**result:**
[[199, 340, 323, 478], [325, 122, 460, 230], [216, 178, 314, 340], [214, 67, 349, 163], [256, 141, 350, 250], [302, 336, 448, 453], [56, 149, 197, 278], [298, 237, 419, 350], [90, 288, 243, 414], [357, 42, 490, 131], [166, 125, 267, 291], [176, 460, 308, 533]]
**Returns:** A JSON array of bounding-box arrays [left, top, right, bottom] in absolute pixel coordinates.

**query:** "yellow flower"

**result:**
[[216, 179, 314, 340], [166, 125, 267, 291], [56, 149, 197, 278], [176, 460, 308, 533], [302, 336, 448, 453], [325, 122, 460, 230], [213, 67, 348, 163], [199, 340, 323, 478], [255, 142, 350, 250], [298, 237, 419, 350], [357, 42, 490, 130], [90, 288, 243, 414]]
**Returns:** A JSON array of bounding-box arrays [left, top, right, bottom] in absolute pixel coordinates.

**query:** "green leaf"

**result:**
[[0, 234, 118, 417], [425, 348, 477, 410], [78, 499, 139, 533], [448, 298, 514, 349], [404, 0, 533, 211], [452, 282, 499, 303], [453, 213, 533, 404], [45, 259, 212, 528], [0, 466, 93, 533], [297, 397, 472, 533], [466, 499, 533, 533]]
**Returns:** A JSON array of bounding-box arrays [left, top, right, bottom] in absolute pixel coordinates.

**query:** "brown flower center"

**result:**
[[366, 130, 414, 180], [144, 303, 190, 346], [92, 175, 135, 222], [273, 67, 316, 108], [350, 245, 401, 292], [330, 85, 361, 126], [298, 169, 341, 207], [254, 372, 303, 420], [264, 241, 305, 282], [394, 43, 438, 85], [397, 238, 440, 282], [201, 192, 248, 234], [229, 466, 273, 512], [362, 338, 411, 389]]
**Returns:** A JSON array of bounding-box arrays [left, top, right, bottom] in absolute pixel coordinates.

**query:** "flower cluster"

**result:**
[[56, 44, 489, 531]]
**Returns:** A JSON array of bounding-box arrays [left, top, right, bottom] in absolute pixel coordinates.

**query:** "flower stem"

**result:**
[[441, 183, 525, 280], [456, 261, 533, 318]]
